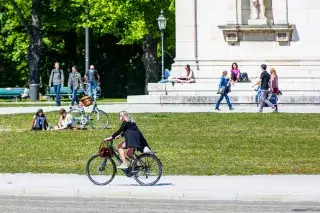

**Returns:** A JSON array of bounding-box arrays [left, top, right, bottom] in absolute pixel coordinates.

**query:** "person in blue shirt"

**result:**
[[215, 70, 234, 111], [158, 69, 170, 83], [255, 84, 262, 107]]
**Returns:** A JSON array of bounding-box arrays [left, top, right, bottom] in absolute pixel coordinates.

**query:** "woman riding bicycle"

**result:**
[[104, 111, 151, 169]]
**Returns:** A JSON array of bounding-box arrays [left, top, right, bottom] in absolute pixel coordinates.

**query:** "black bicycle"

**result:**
[[86, 139, 163, 186]]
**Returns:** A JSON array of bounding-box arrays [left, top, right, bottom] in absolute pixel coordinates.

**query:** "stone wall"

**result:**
[[173, 0, 320, 83]]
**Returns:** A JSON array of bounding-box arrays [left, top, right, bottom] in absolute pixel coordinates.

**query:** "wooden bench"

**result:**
[[0, 87, 24, 101], [46, 87, 85, 100]]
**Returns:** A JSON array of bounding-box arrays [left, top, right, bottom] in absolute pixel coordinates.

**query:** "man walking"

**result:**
[[68, 65, 83, 106], [84, 65, 100, 101], [253, 64, 276, 112], [49, 62, 64, 106]]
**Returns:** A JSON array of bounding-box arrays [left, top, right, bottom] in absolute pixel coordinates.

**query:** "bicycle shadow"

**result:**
[[116, 183, 174, 187]]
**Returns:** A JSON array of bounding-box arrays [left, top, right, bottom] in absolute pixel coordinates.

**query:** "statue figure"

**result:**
[[250, 0, 267, 20]]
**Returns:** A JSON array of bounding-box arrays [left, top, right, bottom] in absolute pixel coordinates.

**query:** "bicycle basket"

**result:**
[[99, 147, 114, 158], [80, 96, 92, 107]]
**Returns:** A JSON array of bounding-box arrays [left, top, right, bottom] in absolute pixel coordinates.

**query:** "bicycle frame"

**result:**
[[102, 140, 144, 177]]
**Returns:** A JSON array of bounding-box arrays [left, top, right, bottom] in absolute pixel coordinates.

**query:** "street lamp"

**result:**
[[85, 0, 90, 72], [157, 10, 167, 81]]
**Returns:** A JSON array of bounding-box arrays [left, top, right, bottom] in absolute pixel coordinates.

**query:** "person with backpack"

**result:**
[[84, 64, 100, 101], [49, 62, 64, 106]]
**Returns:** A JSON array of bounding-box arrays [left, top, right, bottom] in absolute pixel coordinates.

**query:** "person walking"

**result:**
[[215, 70, 233, 111], [49, 62, 64, 106], [84, 64, 100, 101], [252, 64, 277, 112], [68, 65, 83, 106]]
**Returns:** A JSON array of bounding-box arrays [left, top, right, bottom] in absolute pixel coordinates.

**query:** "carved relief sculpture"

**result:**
[[250, 0, 267, 20]]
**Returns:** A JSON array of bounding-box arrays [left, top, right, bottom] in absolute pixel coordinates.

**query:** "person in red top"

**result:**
[[270, 68, 281, 111]]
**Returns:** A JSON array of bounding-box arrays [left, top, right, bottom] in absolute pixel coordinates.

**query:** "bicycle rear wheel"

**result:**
[[69, 108, 84, 126], [132, 153, 163, 186], [88, 109, 109, 129], [86, 154, 116, 185]]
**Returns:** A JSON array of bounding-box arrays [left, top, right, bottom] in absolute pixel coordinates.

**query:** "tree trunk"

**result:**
[[28, 0, 42, 85], [9, 0, 41, 86], [141, 35, 159, 94]]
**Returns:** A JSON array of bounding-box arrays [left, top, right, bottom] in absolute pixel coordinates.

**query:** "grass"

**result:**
[[0, 98, 127, 107], [0, 112, 319, 175]]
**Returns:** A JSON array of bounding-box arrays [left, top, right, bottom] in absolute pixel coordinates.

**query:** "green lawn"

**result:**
[[0, 112, 319, 175], [0, 98, 127, 107]]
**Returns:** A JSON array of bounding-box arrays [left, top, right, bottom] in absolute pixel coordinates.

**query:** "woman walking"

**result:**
[[215, 71, 233, 111], [270, 68, 280, 111]]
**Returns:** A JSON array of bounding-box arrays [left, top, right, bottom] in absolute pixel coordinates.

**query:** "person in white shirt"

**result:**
[[172, 64, 196, 83], [54, 108, 74, 130]]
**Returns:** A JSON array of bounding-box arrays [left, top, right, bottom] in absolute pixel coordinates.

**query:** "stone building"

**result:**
[[128, 0, 320, 105]]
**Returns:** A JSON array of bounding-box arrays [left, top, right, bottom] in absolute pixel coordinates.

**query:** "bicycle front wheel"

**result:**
[[88, 109, 109, 129], [86, 154, 116, 185], [132, 153, 163, 186]]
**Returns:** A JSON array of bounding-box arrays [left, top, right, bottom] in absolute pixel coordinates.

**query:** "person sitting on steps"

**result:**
[[171, 64, 196, 84], [104, 111, 151, 169]]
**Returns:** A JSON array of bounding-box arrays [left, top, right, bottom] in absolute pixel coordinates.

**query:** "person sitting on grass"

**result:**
[[54, 108, 74, 130], [31, 109, 49, 131], [104, 111, 152, 169]]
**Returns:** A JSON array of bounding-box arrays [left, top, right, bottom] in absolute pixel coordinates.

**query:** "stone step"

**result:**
[[148, 91, 320, 96], [148, 83, 320, 92], [171, 67, 320, 79], [194, 78, 320, 83], [127, 95, 320, 104]]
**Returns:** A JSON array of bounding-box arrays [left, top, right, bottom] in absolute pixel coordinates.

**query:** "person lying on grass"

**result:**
[[104, 111, 152, 169]]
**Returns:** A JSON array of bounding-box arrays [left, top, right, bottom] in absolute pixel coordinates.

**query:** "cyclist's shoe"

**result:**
[[117, 163, 128, 169]]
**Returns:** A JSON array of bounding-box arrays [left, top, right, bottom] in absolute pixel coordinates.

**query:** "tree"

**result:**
[[8, 0, 41, 90], [72, 0, 175, 92]]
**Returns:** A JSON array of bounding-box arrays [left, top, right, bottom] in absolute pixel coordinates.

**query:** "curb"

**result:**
[[1, 187, 320, 202]]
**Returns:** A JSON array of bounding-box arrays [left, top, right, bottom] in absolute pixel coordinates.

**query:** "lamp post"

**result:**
[[157, 10, 167, 81], [85, 1, 90, 72]]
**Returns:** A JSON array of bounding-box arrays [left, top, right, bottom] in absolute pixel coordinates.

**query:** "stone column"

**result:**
[[175, 0, 196, 61], [227, 0, 238, 25], [272, 0, 288, 24]]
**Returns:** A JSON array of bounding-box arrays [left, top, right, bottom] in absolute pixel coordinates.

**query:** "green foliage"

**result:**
[[0, 0, 175, 92], [1, 112, 320, 175], [72, 0, 176, 56]]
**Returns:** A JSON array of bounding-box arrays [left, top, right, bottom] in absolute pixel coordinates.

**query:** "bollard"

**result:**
[[29, 83, 40, 101]]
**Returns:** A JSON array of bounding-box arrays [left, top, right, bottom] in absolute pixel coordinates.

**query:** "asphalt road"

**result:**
[[1, 196, 320, 213]]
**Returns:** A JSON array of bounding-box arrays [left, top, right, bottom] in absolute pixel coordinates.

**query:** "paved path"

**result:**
[[0, 174, 319, 202], [1, 196, 320, 213], [1, 104, 320, 114]]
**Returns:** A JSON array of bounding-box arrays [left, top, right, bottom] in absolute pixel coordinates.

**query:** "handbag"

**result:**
[[217, 86, 225, 94]]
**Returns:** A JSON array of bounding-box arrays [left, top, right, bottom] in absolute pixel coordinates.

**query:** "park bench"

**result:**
[[46, 86, 85, 100], [0, 87, 24, 101]]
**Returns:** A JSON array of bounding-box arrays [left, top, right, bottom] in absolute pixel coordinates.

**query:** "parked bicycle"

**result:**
[[68, 96, 109, 129], [86, 139, 163, 186]]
